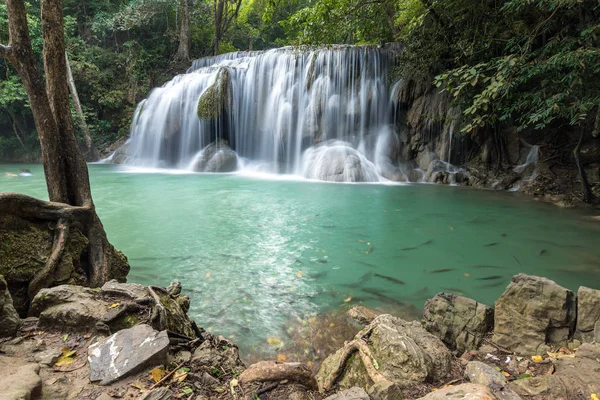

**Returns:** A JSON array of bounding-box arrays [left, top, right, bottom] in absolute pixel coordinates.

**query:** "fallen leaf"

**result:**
[[531, 355, 543, 362], [62, 334, 69, 342], [546, 364, 555, 375], [449, 226, 454, 231], [151, 367, 166, 383], [230, 378, 239, 395], [171, 369, 188, 383], [83, 333, 91, 339], [277, 354, 287, 362], [591, 394, 599, 400], [205, 271, 211, 279], [516, 374, 532, 380], [109, 303, 120, 309], [55, 355, 75, 367], [329, 323, 335, 328], [296, 271, 303, 278], [182, 386, 194, 395], [501, 371, 510, 378], [343, 297, 352, 303], [61, 347, 76, 358], [213, 386, 226, 393], [130, 381, 146, 390], [373, 359, 379, 370], [266, 337, 283, 347], [464, 273, 470, 277]]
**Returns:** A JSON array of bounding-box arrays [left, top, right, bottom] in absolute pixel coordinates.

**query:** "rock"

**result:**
[[191, 140, 238, 173], [140, 387, 174, 400], [30, 285, 107, 331], [347, 306, 379, 325], [367, 381, 403, 400], [316, 315, 453, 391], [239, 361, 318, 390], [0, 275, 20, 337], [325, 387, 370, 400], [574, 286, 600, 343], [576, 342, 600, 360], [416, 383, 495, 399], [191, 335, 245, 375], [88, 324, 169, 385], [423, 293, 494, 354], [465, 361, 522, 400], [197, 68, 230, 120], [416, 150, 439, 171], [303, 141, 380, 183], [166, 281, 182, 296], [492, 274, 576, 355], [34, 348, 62, 366], [0, 361, 42, 400], [580, 139, 600, 165], [101, 279, 149, 300]]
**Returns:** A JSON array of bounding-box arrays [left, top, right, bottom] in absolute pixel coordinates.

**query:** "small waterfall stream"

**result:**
[[123, 46, 401, 181]]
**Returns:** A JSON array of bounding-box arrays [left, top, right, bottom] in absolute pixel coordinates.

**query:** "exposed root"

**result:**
[[323, 329, 391, 392], [0, 192, 92, 221], [27, 218, 70, 300], [239, 361, 318, 390], [148, 285, 168, 331]]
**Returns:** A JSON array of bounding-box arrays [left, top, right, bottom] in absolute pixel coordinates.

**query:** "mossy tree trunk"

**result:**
[[175, 0, 190, 62], [0, 0, 129, 300]]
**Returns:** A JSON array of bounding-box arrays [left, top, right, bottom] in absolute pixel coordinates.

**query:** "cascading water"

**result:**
[[123, 45, 401, 182]]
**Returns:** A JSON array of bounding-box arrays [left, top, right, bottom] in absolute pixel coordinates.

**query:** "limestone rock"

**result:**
[[0, 360, 42, 400], [197, 68, 230, 120], [101, 279, 149, 300], [492, 274, 576, 355], [0, 275, 20, 337], [367, 381, 403, 400], [88, 324, 169, 385], [465, 361, 522, 400], [416, 383, 495, 400], [325, 387, 370, 400], [423, 293, 494, 354], [303, 141, 380, 183], [316, 315, 453, 391], [191, 140, 238, 173], [347, 306, 379, 325], [30, 285, 106, 331], [191, 335, 245, 375], [575, 286, 600, 343], [34, 348, 62, 366]]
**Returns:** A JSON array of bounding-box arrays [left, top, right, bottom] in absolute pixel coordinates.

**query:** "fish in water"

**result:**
[[484, 242, 499, 247], [512, 255, 521, 265], [412, 287, 430, 299], [539, 249, 547, 255], [442, 287, 467, 295], [309, 271, 328, 280], [355, 261, 377, 268], [500, 233, 507, 237], [476, 275, 503, 281], [374, 273, 405, 285], [471, 265, 501, 269], [366, 246, 375, 255], [295, 258, 304, 264], [362, 288, 406, 306], [480, 281, 505, 288], [401, 247, 417, 251], [315, 259, 329, 264], [430, 268, 455, 273], [421, 239, 434, 246], [340, 272, 373, 288]]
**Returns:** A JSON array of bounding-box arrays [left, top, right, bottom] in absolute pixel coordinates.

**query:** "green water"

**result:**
[[2, 164, 600, 357]]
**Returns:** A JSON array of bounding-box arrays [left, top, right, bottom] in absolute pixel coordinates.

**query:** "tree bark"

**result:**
[[214, 0, 224, 55], [175, 0, 190, 61], [66, 51, 99, 161], [573, 126, 594, 204], [1, 0, 129, 294], [7, 111, 29, 151]]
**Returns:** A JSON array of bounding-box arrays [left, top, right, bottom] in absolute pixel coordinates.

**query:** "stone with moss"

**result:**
[[197, 68, 230, 121]]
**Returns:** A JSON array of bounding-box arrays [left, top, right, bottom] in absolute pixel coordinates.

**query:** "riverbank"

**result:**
[[1, 273, 599, 399]]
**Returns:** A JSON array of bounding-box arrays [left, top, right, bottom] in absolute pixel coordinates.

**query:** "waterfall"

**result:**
[[123, 45, 400, 182]]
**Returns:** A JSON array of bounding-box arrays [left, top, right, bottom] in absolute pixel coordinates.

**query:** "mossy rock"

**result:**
[[197, 68, 230, 121]]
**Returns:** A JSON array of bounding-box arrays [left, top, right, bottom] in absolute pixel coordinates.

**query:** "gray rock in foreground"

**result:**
[[423, 293, 493, 354], [88, 324, 169, 385], [0, 274, 20, 337], [0, 360, 42, 400], [465, 361, 522, 400], [416, 383, 494, 399], [492, 274, 576, 355], [575, 286, 600, 343], [325, 387, 370, 400]]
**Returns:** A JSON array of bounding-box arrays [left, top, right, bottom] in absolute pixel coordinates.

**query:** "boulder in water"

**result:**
[[303, 141, 379, 183], [191, 140, 238, 173], [197, 68, 230, 120], [492, 274, 576, 355]]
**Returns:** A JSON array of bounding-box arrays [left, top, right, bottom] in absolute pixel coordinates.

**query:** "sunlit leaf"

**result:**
[[151, 367, 166, 383]]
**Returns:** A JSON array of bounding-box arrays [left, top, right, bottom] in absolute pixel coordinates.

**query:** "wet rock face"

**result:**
[[0, 274, 20, 338], [303, 141, 380, 183], [492, 274, 576, 355], [575, 286, 600, 343], [191, 140, 238, 173], [88, 324, 169, 385], [316, 315, 453, 391], [423, 293, 494, 354]]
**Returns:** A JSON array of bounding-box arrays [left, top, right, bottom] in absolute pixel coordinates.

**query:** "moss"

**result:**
[[197, 68, 230, 121]]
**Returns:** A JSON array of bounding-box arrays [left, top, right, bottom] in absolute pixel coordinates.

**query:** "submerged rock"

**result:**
[[493, 274, 576, 355], [574, 286, 600, 343], [316, 314, 453, 391], [88, 324, 169, 385], [423, 293, 494, 354], [0, 275, 20, 337], [190, 140, 238, 173], [303, 141, 380, 182]]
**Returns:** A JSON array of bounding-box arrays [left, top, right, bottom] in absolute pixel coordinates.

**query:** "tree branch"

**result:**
[[0, 44, 14, 62]]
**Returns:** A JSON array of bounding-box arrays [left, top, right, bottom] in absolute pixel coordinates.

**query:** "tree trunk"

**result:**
[[573, 126, 594, 204], [175, 0, 190, 61], [214, 0, 224, 56], [66, 51, 99, 161], [1, 0, 129, 299], [7, 111, 29, 152]]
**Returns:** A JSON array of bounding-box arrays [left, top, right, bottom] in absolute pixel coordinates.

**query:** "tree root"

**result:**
[[27, 218, 70, 300], [323, 330, 391, 392], [148, 285, 168, 331], [238, 361, 318, 391], [0, 192, 92, 222]]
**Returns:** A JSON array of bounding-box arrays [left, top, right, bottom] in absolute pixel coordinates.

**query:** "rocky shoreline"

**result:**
[[1, 272, 599, 399]]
